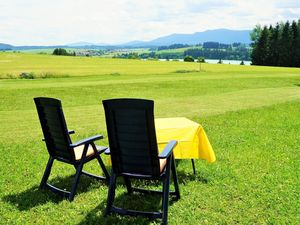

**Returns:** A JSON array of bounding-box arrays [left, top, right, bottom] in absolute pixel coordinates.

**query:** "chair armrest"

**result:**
[[42, 130, 75, 141], [104, 148, 111, 155], [70, 135, 103, 148], [158, 140, 177, 159]]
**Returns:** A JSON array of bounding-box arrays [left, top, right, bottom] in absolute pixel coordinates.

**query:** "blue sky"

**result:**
[[1, 0, 300, 45]]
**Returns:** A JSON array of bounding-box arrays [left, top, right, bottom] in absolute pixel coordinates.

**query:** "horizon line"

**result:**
[[0, 28, 252, 47]]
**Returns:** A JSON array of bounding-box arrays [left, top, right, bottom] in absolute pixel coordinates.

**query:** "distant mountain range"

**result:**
[[0, 29, 251, 50], [67, 41, 110, 47], [122, 29, 251, 46], [0, 43, 14, 50], [67, 29, 251, 47]]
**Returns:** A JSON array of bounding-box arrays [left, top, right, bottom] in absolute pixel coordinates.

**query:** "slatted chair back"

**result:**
[[103, 99, 161, 177], [34, 97, 74, 162]]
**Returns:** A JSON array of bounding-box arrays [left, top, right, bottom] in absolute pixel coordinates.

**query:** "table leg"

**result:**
[[191, 159, 196, 175]]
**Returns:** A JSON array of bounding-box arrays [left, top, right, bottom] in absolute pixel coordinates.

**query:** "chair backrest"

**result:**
[[103, 98, 161, 177], [34, 97, 74, 162]]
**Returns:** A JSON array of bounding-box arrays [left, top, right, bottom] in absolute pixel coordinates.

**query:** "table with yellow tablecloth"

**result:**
[[155, 117, 216, 163]]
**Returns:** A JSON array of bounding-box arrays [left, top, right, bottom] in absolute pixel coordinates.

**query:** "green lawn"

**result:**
[[0, 53, 299, 224]]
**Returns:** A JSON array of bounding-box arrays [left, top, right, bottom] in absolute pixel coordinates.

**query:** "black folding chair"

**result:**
[[34, 97, 110, 201], [103, 98, 180, 225]]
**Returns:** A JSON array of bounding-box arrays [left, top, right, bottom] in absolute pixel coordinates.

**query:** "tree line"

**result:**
[[53, 48, 75, 56], [154, 44, 189, 51], [134, 42, 250, 60], [251, 19, 300, 67], [184, 46, 250, 61], [203, 42, 232, 49]]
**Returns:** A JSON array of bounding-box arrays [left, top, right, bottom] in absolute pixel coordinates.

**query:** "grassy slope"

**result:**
[[156, 47, 191, 54], [0, 53, 299, 224]]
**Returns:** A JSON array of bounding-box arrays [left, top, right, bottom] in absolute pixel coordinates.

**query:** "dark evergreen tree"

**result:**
[[251, 19, 300, 67], [268, 24, 280, 66], [298, 19, 300, 66], [291, 21, 300, 67], [251, 26, 269, 65], [278, 21, 292, 67], [250, 25, 261, 65], [264, 25, 273, 65]]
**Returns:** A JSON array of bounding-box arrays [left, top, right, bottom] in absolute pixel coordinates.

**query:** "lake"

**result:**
[[156, 58, 252, 65]]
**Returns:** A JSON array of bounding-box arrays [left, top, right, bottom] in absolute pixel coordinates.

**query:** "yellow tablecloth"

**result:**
[[155, 117, 216, 163]]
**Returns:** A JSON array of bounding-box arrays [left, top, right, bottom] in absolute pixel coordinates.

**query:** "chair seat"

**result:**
[[159, 159, 167, 172], [74, 145, 107, 161]]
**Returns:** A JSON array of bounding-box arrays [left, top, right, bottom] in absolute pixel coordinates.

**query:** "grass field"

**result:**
[[0, 52, 299, 224]]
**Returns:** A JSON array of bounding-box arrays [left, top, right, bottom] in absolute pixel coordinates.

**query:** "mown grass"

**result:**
[[0, 52, 299, 224]]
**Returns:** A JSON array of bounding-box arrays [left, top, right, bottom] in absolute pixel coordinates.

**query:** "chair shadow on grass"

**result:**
[[77, 171, 200, 225], [175, 159, 209, 184], [76, 160, 208, 225], [176, 170, 209, 184], [77, 184, 172, 225], [3, 174, 107, 211]]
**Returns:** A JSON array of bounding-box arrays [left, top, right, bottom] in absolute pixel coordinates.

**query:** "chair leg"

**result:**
[[191, 159, 196, 175], [162, 159, 171, 225], [90, 142, 110, 182], [171, 157, 180, 200], [105, 171, 117, 216], [124, 176, 132, 194], [69, 161, 84, 201], [39, 156, 54, 189], [95, 154, 110, 182]]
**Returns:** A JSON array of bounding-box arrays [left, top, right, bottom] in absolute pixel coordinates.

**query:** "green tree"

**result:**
[[197, 57, 205, 63], [250, 24, 262, 43], [264, 25, 273, 66], [251, 25, 261, 65], [267, 24, 280, 66], [291, 21, 300, 67], [278, 21, 292, 67], [128, 52, 139, 59], [251, 26, 269, 65], [53, 48, 70, 56], [251, 19, 300, 67], [298, 19, 300, 66], [184, 55, 194, 62]]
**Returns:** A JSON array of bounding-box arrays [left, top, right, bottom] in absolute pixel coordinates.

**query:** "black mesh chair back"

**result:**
[[103, 98, 161, 177], [34, 97, 74, 162], [34, 97, 109, 201], [103, 98, 180, 224]]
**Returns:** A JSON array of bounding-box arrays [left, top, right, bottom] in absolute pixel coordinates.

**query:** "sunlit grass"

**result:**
[[0, 52, 299, 224]]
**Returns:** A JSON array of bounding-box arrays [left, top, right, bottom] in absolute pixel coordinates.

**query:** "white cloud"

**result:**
[[0, 0, 299, 45]]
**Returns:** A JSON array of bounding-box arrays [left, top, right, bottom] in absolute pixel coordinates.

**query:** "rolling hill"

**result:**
[[122, 29, 251, 46]]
